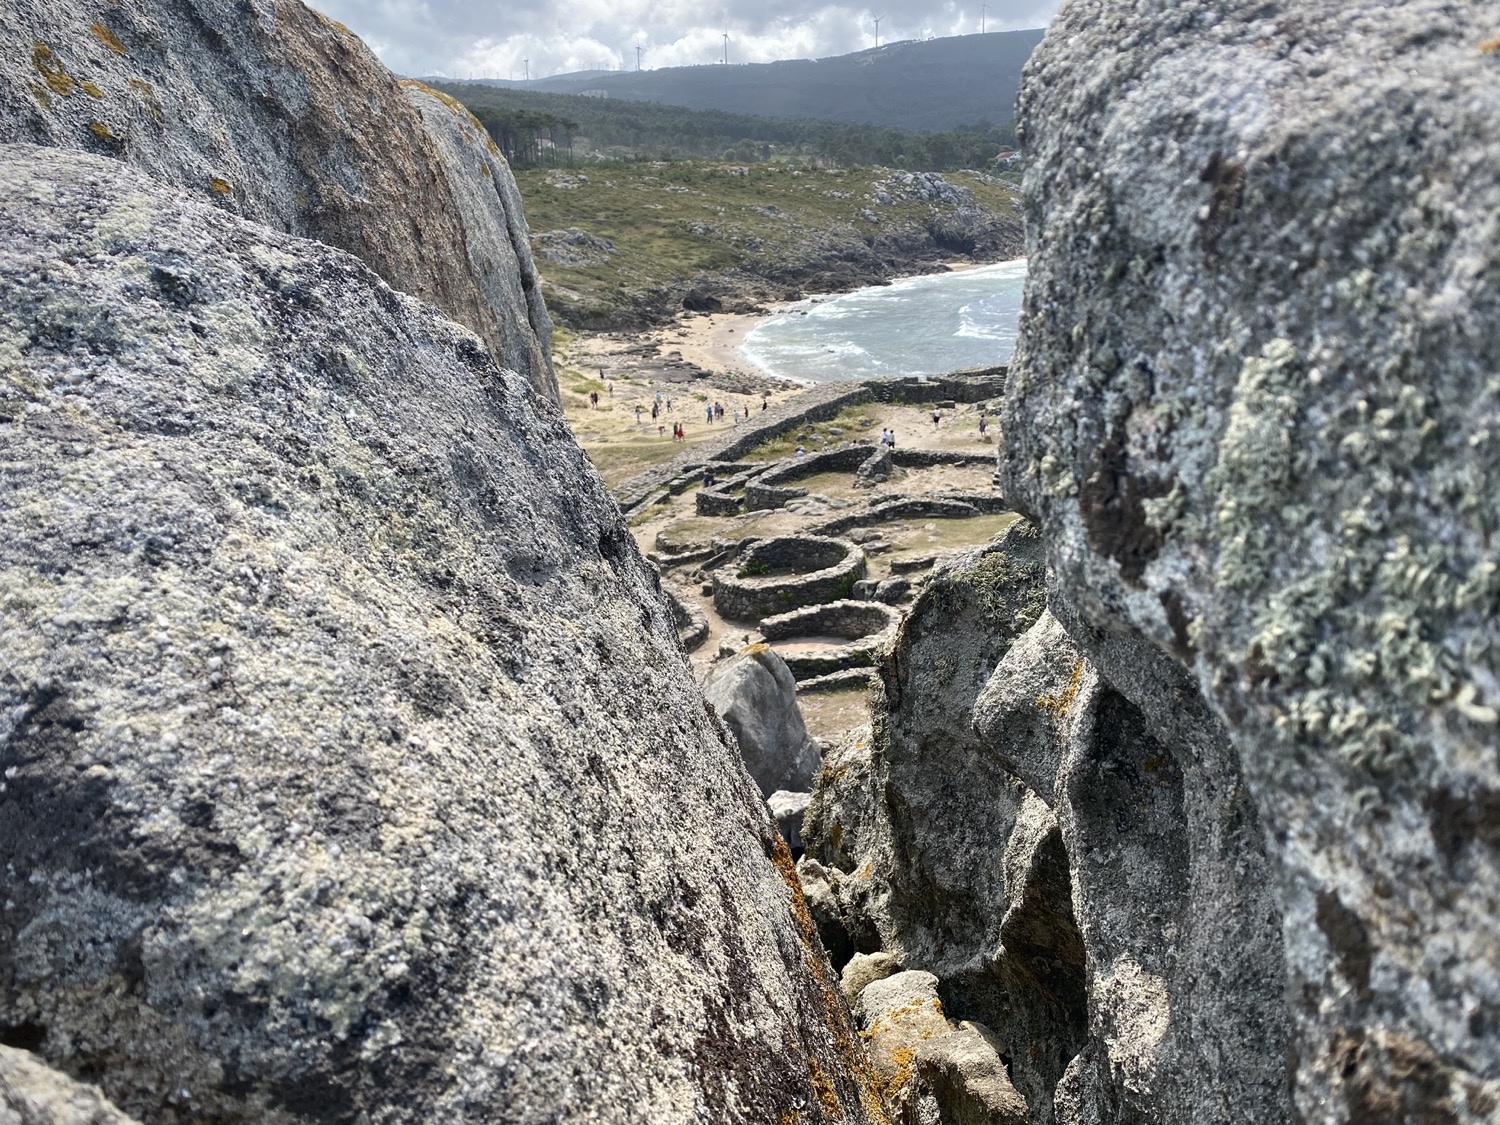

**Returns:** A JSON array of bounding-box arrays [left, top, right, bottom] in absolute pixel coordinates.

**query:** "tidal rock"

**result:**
[[0, 146, 880, 1124], [701, 646, 820, 797], [0, 1047, 141, 1125], [1009, 0, 1500, 1119], [0, 0, 555, 398]]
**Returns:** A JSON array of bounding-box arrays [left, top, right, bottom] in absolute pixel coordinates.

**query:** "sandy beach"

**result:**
[[553, 261, 1001, 488]]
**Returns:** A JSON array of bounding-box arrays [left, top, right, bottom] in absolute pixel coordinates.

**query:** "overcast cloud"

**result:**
[[310, 0, 1060, 81]]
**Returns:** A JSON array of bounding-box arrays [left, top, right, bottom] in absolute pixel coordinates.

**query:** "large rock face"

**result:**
[[1007, 2, 1500, 1121], [0, 146, 881, 1124], [803, 524, 1287, 1125], [702, 647, 819, 798], [0, 0, 555, 399]]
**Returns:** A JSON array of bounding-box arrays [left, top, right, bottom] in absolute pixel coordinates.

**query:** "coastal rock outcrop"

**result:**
[[1006, 0, 1500, 1121], [803, 517, 1290, 1124], [0, 146, 880, 1124], [0, 0, 555, 399]]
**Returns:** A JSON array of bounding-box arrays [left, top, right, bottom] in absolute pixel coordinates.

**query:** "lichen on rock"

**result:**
[[0, 0, 556, 399], [0, 144, 878, 1124], [1004, 0, 1500, 1120]]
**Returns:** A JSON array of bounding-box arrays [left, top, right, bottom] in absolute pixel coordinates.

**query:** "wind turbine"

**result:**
[[981, 3, 989, 33], [873, 14, 884, 47], [636, 43, 644, 71], [723, 31, 729, 65]]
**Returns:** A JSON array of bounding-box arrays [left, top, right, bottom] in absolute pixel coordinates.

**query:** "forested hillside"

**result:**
[[434, 83, 1018, 171]]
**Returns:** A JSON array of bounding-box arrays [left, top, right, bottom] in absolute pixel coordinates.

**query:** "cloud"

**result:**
[[308, 0, 1060, 80]]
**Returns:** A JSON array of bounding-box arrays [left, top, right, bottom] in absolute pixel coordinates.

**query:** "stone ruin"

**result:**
[[712, 535, 867, 622], [756, 600, 903, 681]]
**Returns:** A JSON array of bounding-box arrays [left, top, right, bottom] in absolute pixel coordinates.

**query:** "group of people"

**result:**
[[879, 428, 898, 448]]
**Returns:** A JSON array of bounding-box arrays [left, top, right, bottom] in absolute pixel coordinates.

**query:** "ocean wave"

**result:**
[[742, 259, 1026, 383]]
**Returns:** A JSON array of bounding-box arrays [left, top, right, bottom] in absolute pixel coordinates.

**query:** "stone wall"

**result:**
[[618, 372, 1008, 515], [714, 537, 866, 622]]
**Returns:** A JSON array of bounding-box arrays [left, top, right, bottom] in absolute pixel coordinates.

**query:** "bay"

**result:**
[[741, 258, 1026, 385]]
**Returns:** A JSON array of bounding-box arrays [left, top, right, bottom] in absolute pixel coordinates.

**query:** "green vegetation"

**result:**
[[743, 406, 883, 460], [514, 159, 1019, 326], [433, 83, 1019, 172]]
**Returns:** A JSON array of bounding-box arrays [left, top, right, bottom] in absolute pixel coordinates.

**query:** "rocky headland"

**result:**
[[1, 0, 1497, 1124]]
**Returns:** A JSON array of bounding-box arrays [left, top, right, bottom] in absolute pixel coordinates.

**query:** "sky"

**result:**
[[311, 0, 1061, 81]]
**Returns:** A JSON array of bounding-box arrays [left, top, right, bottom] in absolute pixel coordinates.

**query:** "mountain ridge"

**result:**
[[433, 31, 1045, 133]]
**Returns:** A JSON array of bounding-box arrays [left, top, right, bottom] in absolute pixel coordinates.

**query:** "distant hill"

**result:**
[[435, 83, 1021, 171], [437, 31, 1045, 133]]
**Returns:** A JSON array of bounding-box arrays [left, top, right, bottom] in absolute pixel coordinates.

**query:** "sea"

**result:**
[[740, 258, 1026, 385]]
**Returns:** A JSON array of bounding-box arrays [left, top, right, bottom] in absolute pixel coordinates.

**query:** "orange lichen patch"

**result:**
[[89, 22, 126, 54], [87, 120, 115, 143], [766, 833, 892, 1125], [209, 176, 233, 197], [398, 79, 505, 158], [743, 641, 771, 655], [1036, 658, 1085, 721], [81, 80, 104, 99], [886, 1045, 916, 1090], [29, 82, 52, 110], [1481, 37, 1500, 54], [809, 1058, 842, 1119], [127, 77, 163, 123], [32, 42, 75, 97]]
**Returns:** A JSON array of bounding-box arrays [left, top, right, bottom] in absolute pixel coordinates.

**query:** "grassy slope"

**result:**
[[517, 161, 1021, 327]]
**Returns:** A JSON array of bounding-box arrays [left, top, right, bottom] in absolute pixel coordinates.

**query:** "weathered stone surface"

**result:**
[[0, 0, 555, 398], [839, 952, 903, 1007], [861, 523, 1047, 980], [1008, 1, 1500, 1120], [805, 512, 1288, 1123], [854, 971, 1028, 1125], [0, 1047, 141, 1125], [801, 525, 1048, 1023], [0, 147, 881, 1124], [701, 646, 820, 797], [768, 789, 811, 852], [971, 611, 1082, 803]]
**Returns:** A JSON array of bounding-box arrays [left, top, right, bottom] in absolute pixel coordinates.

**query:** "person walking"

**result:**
[[979, 413, 988, 436], [932, 408, 942, 428]]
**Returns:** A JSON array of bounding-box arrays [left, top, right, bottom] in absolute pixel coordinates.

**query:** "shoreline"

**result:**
[[643, 256, 1022, 391]]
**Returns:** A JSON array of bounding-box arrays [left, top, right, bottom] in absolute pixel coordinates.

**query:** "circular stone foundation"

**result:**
[[758, 600, 902, 680], [712, 536, 865, 622]]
